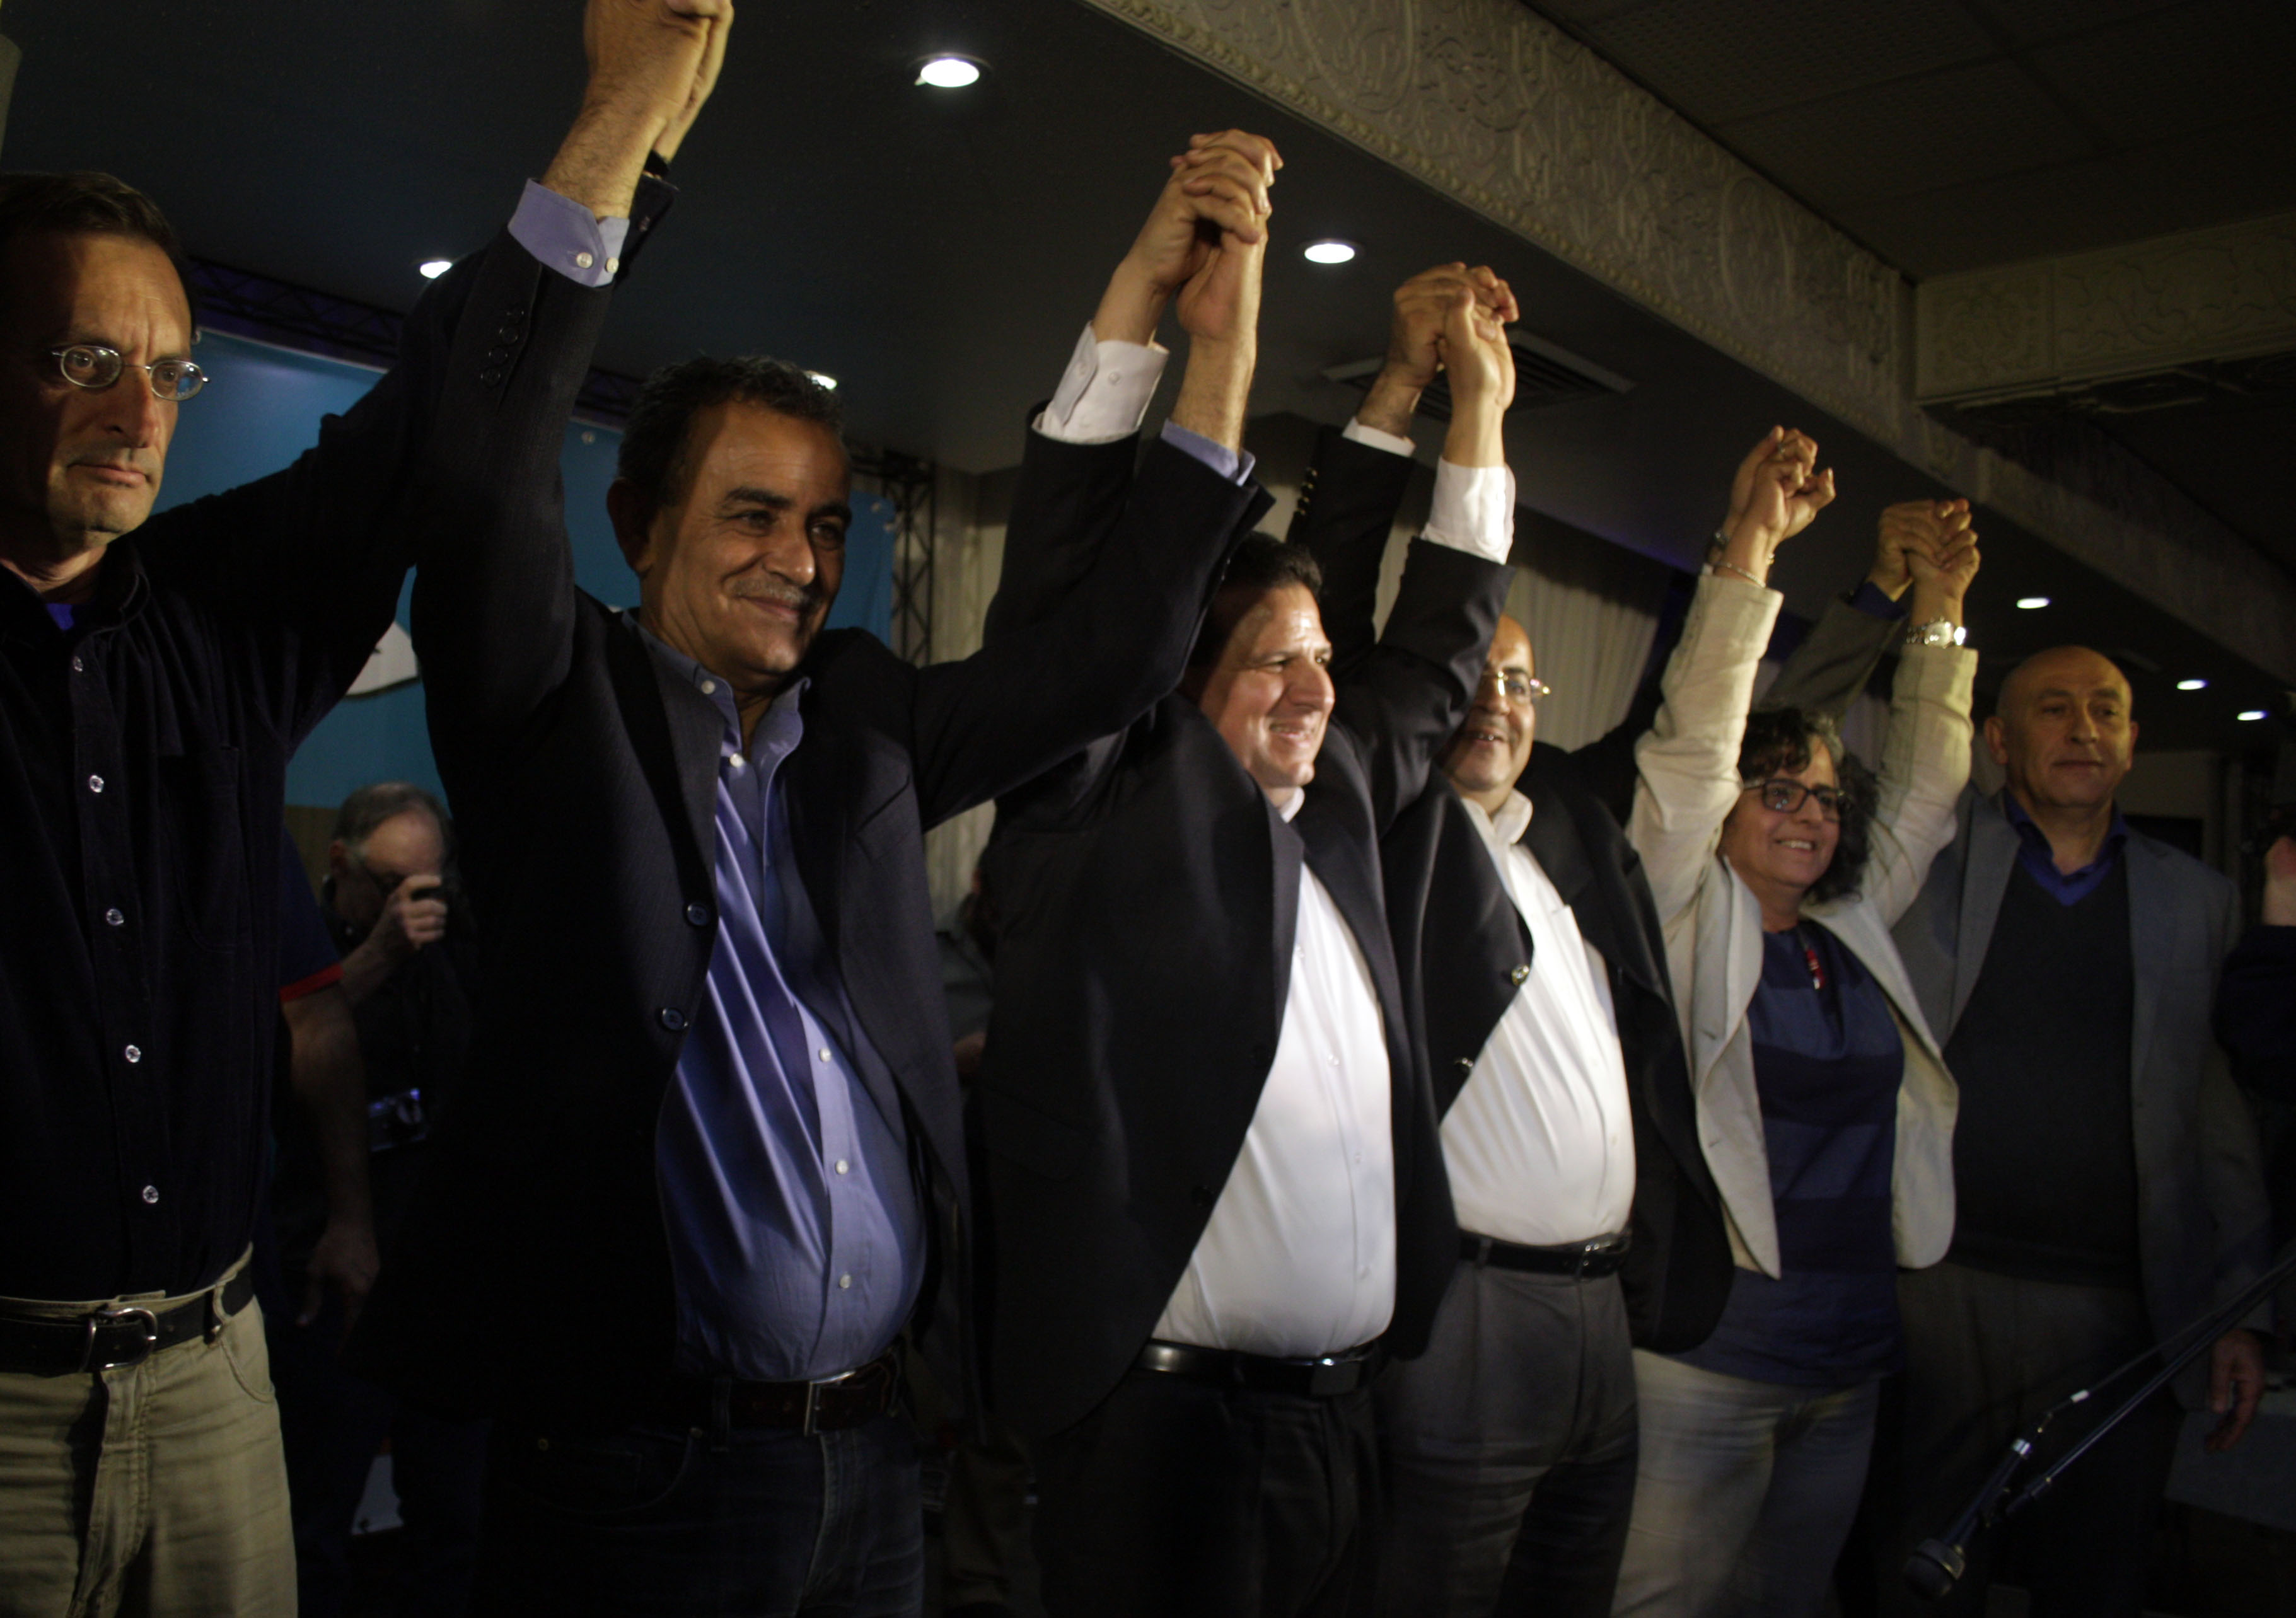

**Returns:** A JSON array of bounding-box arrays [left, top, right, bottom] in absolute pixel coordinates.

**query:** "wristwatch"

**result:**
[[1904, 619, 1966, 649]]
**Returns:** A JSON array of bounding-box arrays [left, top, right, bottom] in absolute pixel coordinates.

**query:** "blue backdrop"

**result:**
[[157, 330, 896, 811]]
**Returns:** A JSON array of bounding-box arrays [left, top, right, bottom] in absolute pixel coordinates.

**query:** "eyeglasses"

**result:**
[[45, 344, 208, 402], [1745, 777, 1843, 820], [1478, 668, 1551, 705]]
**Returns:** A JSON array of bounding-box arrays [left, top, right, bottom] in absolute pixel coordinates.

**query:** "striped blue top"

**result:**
[[1678, 923, 1904, 1387]]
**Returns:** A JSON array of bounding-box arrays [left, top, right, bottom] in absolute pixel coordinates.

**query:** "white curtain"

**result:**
[[1505, 511, 1671, 751]]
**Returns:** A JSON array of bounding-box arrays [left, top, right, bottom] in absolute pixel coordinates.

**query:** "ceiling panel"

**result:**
[[2029, 0, 2296, 149], [1713, 57, 2091, 212], [1833, 106, 2296, 276], [1571, 0, 1995, 125]]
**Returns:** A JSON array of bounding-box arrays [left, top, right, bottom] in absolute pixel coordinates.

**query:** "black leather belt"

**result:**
[[1134, 1339, 1381, 1398], [1461, 1231, 1631, 1279], [644, 1348, 901, 1436], [0, 1266, 256, 1377]]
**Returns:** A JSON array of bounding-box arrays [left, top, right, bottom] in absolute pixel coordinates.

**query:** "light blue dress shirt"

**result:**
[[634, 620, 924, 1382]]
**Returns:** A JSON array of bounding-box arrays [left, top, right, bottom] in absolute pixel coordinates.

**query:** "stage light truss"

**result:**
[[186, 257, 643, 425], [854, 449, 937, 667]]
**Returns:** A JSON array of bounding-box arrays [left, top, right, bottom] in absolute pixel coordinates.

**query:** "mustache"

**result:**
[[67, 449, 159, 475], [730, 580, 824, 613]]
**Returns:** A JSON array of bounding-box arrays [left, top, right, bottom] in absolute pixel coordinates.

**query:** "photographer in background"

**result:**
[[269, 782, 487, 1618]]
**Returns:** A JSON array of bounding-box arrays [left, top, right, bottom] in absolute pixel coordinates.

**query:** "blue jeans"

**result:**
[[1612, 1351, 1880, 1618], [473, 1407, 922, 1617]]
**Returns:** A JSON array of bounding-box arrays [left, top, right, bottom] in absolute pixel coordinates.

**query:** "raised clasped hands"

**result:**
[[1900, 500, 1981, 623], [1096, 130, 1281, 348], [1876, 498, 1978, 606], [582, 0, 731, 161], [1357, 264, 1517, 442], [1716, 427, 1836, 586]]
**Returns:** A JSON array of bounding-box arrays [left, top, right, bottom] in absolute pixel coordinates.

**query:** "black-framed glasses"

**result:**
[[45, 344, 207, 402], [1479, 667, 1551, 705], [1745, 777, 1843, 820]]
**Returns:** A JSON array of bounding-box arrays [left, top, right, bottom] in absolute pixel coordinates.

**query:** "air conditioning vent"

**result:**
[[1323, 329, 1632, 422]]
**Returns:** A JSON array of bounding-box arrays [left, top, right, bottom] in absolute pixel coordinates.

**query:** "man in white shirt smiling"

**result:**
[[972, 261, 1519, 1616], [1296, 292, 1735, 1617]]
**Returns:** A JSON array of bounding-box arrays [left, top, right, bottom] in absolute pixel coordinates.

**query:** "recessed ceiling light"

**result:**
[[806, 371, 838, 391], [917, 55, 982, 88], [1303, 240, 1358, 265], [2015, 596, 2050, 610], [2239, 709, 2269, 722], [2176, 678, 2208, 691], [418, 258, 453, 280]]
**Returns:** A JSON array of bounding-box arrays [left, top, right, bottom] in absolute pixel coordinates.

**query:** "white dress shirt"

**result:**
[[1440, 792, 1637, 1245], [1155, 794, 1397, 1358]]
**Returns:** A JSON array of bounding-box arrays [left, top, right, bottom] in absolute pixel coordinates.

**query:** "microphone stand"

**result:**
[[1905, 1243, 2296, 1603]]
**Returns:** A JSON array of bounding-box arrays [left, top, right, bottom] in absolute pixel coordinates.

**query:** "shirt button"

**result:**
[[699, 679, 717, 695], [574, 250, 594, 270], [685, 903, 711, 927], [835, 1159, 850, 1175], [818, 1048, 832, 1063], [71, 655, 84, 673], [837, 1274, 852, 1290], [1511, 964, 1531, 985], [728, 753, 746, 771], [605, 256, 620, 275], [659, 1008, 687, 1032], [124, 1044, 142, 1063], [105, 908, 125, 928], [87, 774, 105, 794], [141, 1185, 159, 1205]]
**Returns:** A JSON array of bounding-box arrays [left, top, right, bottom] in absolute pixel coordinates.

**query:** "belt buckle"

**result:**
[[801, 1361, 862, 1438], [83, 1306, 159, 1373], [1304, 1353, 1358, 1397]]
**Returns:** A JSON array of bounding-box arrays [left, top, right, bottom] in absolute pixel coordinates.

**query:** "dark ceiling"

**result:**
[[1525, 0, 2296, 652], [1521, 0, 2296, 278], [3, 0, 2288, 747]]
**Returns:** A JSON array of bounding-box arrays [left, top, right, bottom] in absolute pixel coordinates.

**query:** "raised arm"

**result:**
[[146, 1, 726, 751], [1855, 533, 1980, 925], [1765, 499, 1973, 717], [1294, 264, 1505, 672], [1628, 430, 1829, 924], [1323, 269, 1519, 832], [985, 130, 1278, 644], [409, 0, 728, 747]]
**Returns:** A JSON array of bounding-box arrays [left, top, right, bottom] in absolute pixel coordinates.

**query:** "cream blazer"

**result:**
[[1628, 574, 1976, 1278]]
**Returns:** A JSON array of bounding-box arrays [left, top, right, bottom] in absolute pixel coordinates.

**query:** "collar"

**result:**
[[2001, 789, 2127, 872], [622, 608, 809, 742], [0, 539, 146, 640], [1269, 785, 1305, 823]]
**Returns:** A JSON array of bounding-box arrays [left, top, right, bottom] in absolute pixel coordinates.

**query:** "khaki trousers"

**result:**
[[0, 1253, 294, 1617]]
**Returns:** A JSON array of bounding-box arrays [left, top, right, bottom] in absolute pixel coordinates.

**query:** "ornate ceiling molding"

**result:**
[[1075, 0, 2296, 681], [1917, 211, 2296, 401]]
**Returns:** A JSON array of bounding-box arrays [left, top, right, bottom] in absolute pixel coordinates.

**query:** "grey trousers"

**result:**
[[1870, 1263, 2181, 1618], [1611, 1352, 1879, 1618], [1374, 1259, 1640, 1618]]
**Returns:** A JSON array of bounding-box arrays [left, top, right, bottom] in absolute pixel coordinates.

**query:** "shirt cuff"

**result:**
[[1160, 421, 1255, 486], [509, 180, 632, 289], [1342, 418, 1415, 458], [1420, 461, 1515, 565], [1035, 323, 1169, 444], [1848, 579, 1910, 620]]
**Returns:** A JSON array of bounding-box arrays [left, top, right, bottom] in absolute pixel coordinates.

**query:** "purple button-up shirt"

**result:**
[[634, 620, 924, 1382]]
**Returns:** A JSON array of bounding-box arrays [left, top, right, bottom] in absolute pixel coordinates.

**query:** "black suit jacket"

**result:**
[[350, 347, 1262, 1429], [974, 428, 1509, 1438], [1294, 427, 1731, 1352]]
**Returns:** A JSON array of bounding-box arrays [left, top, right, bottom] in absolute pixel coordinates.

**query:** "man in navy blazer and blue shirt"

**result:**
[[352, 101, 1276, 1615], [0, 0, 717, 1607], [975, 250, 1519, 1617]]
